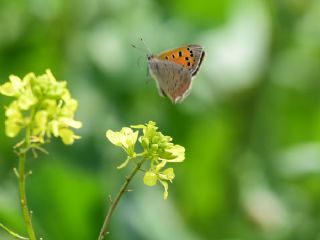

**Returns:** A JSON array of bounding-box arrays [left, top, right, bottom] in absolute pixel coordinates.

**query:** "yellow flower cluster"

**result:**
[[0, 69, 82, 145], [106, 121, 185, 199]]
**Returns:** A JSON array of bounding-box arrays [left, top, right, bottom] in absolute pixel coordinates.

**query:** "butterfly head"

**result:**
[[147, 54, 155, 61], [146, 54, 160, 67]]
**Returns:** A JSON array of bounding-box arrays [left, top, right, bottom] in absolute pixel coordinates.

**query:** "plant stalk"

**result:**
[[98, 158, 146, 240], [18, 126, 37, 240], [0, 222, 29, 240]]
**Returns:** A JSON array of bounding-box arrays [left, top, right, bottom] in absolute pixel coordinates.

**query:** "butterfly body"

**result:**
[[147, 45, 205, 103]]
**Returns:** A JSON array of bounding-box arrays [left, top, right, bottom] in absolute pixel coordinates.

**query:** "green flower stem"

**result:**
[[0, 223, 29, 240], [18, 126, 37, 240], [98, 157, 147, 240]]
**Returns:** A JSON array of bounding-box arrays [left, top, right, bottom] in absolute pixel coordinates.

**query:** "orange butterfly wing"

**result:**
[[158, 45, 205, 76]]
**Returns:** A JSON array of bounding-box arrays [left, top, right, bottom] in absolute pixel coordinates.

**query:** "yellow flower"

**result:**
[[0, 69, 82, 145], [59, 128, 81, 145], [143, 166, 176, 200], [143, 171, 158, 186], [163, 145, 185, 162], [4, 102, 24, 138], [106, 127, 138, 156], [106, 127, 139, 168], [106, 121, 185, 200]]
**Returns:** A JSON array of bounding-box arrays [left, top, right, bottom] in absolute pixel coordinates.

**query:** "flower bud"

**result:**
[[151, 144, 158, 152], [141, 137, 149, 148]]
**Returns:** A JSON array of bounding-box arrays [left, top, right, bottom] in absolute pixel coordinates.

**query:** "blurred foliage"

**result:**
[[1, 0, 320, 239]]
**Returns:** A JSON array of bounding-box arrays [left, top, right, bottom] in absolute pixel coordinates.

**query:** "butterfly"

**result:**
[[147, 45, 205, 103], [134, 41, 205, 104]]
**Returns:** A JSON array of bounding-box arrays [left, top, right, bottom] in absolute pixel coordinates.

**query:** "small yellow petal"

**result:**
[[165, 145, 185, 162], [155, 160, 167, 171], [9, 75, 23, 90], [22, 72, 36, 85], [17, 94, 37, 110], [59, 128, 75, 145], [0, 82, 15, 96], [143, 171, 158, 186], [131, 124, 145, 129], [159, 168, 175, 182], [50, 120, 60, 137], [5, 120, 21, 138], [159, 180, 169, 200], [46, 69, 56, 83], [59, 117, 82, 129], [106, 130, 122, 146]]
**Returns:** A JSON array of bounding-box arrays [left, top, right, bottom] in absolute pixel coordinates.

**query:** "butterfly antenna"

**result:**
[[139, 37, 152, 55], [131, 44, 145, 52]]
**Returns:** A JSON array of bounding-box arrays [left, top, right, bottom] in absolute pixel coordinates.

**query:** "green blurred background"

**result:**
[[1, 0, 320, 239]]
